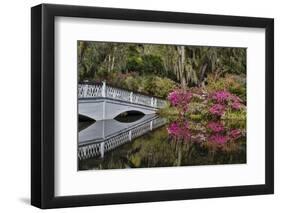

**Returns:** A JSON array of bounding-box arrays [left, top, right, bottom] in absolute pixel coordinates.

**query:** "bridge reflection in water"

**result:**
[[78, 114, 167, 160]]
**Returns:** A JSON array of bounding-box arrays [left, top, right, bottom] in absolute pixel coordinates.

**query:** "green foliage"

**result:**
[[124, 76, 141, 91], [143, 76, 177, 98], [142, 55, 164, 75], [78, 41, 247, 114], [125, 56, 143, 72], [222, 110, 246, 129], [206, 74, 246, 102], [128, 128, 178, 167], [125, 54, 165, 75], [185, 102, 209, 121]]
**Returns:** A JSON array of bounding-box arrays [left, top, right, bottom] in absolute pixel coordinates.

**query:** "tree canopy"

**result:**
[[78, 41, 246, 98]]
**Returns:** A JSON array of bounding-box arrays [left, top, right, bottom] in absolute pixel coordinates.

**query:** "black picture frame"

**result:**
[[31, 3, 274, 209]]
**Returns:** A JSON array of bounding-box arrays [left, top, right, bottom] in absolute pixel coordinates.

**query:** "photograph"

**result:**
[[30, 2, 274, 209], [77, 41, 247, 170]]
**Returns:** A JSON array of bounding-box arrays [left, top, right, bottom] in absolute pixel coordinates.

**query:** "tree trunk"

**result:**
[[177, 46, 187, 89], [111, 56, 115, 72], [199, 62, 208, 86]]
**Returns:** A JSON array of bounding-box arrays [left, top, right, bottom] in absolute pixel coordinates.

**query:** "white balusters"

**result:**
[[78, 83, 166, 108], [83, 84, 88, 97], [78, 117, 167, 160]]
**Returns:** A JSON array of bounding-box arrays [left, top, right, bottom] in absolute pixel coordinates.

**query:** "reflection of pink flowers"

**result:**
[[167, 122, 180, 135], [229, 129, 241, 140], [167, 121, 190, 141], [209, 104, 225, 116], [207, 121, 224, 132], [192, 133, 206, 143], [209, 134, 229, 145]]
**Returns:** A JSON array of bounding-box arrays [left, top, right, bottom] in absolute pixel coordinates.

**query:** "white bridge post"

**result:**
[[102, 81, 106, 97], [151, 97, 154, 107], [130, 92, 133, 103], [100, 142, 105, 158], [150, 120, 153, 130]]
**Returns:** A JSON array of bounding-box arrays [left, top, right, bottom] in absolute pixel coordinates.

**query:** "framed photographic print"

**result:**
[[31, 4, 274, 209]]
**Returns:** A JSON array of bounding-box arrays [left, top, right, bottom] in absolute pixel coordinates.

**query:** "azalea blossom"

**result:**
[[231, 101, 241, 110], [167, 89, 192, 112], [209, 104, 225, 116], [211, 90, 231, 103], [207, 121, 224, 132]]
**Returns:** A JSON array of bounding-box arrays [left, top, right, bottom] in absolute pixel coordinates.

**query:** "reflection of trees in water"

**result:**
[[114, 111, 145, 123], [78, 123, 246, 170]]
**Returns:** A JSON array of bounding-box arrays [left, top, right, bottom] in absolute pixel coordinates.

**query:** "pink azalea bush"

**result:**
[[166, 88, 245, 149], [231, 101, 241, 110], [210, 90, 244, 114], [211, 90, 232, 103], [209, 104, 225, 116], [167, 89, 192, 112], [207, 121, 224, 132]]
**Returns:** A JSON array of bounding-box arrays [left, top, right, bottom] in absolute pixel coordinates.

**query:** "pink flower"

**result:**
[[211, 90, 231, 103], [231, 102, 241, 110], [168, 89, 192, 112], [209, 134, 229, 145], [229, 129, 241, 140], [209, 104, 225, 116], [230, 94, 243, 103], [207, 121, 224, 132], [167, 91, 180, 106], [211, 91, 244, 110]]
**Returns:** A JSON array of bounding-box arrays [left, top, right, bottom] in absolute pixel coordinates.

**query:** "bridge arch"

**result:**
[[79, 114, 95, 122], [79, 99, 159, 121], [109, 109, 150, 122], [114, 110, 145, 123]]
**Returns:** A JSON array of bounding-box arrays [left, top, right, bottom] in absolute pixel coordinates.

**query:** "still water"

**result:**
[[78, 113, 246, 170]]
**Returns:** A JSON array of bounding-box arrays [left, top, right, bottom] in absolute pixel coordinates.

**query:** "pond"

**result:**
[[78, 113, 246, 171]]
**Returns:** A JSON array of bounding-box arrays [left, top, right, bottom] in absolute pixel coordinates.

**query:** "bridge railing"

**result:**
[[78, 82, 166, 108], [78, 117, 167, 160]]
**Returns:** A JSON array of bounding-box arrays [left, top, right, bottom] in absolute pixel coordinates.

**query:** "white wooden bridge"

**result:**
[[78, 82, 167, 120], [78, 114, 167, 160]]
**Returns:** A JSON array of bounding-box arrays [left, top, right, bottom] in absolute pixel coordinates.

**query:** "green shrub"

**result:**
[[222, 110, 246, 129], [206, 74, 246, 102]]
